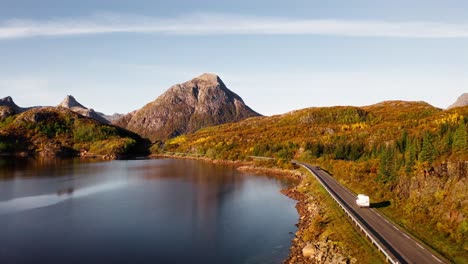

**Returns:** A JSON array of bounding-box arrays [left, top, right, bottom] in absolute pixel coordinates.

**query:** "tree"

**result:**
[[397, 129, 408, 153], [377, 145, 396, 183], [405, 139, 416, 173], [452, 119, 467, 154], [419, 132, 436, 165]]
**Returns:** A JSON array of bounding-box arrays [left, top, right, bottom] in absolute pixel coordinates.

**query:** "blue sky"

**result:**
[[1, 1, 468, 115]]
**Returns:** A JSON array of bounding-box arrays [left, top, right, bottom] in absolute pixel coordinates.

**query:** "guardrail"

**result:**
[[293, 161, 399, 264]]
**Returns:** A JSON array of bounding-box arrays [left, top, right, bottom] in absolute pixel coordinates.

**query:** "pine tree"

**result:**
[[397, 129, 408, 153], [377, 145, 396, 183], [453, 119, 467, 154], [405, 139, 416, 173], [419, 132, 436, 164]]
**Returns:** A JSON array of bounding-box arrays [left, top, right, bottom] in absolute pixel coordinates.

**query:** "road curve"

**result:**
[[294, 161, 449, 264]]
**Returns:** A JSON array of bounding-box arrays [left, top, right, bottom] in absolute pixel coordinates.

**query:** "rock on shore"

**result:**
[[283, 187, 355, 264]]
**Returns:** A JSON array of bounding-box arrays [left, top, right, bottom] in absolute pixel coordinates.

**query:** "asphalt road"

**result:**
[[295, 161, 448, 264]]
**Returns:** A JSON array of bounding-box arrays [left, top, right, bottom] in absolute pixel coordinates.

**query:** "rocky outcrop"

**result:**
[[283, 188, 355, 264], [58, 95, 110, 124], [0, 106, 16, 120], [448, 93, 468, 109], [114, 73, 261, 141], [113, 110, 136, 128]]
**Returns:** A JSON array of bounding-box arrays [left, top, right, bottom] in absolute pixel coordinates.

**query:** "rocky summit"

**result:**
[[58, 95, 110, 124], [448, 93, 468, 109], [114, 73, 261, 141], [0, 96, 31, 114]]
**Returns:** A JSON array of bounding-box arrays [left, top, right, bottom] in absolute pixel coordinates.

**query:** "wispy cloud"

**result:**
[[1, 13, 468, 39]]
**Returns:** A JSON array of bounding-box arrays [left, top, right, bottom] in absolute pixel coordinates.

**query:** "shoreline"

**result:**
[[154, 154, 352, 263], [2, 153, 356, 263]]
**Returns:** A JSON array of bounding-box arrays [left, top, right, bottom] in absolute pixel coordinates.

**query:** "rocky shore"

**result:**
[[283, 183, 355, 264]]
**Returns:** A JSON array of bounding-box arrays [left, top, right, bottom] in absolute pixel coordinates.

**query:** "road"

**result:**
[[294, 161, 448, 264]]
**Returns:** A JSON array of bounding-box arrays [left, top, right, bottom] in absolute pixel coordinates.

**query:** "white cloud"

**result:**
[[1, 13, 468, 39]]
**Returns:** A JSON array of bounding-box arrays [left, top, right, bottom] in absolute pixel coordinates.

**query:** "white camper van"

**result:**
[[356, 194, 370, 208]]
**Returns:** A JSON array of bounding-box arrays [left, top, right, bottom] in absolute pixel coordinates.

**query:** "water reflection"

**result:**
[[0, 181, 125, 215], [0, 158, 297, 264]]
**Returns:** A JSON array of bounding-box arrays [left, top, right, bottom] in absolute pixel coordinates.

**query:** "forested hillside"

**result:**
[[0, 107, 149, 158], [162, 101, 468, 262]]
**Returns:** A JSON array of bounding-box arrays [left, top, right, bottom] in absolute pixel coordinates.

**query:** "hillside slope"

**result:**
[[0, 107, 149, 158]]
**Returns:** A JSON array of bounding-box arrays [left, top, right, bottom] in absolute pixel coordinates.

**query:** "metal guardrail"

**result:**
[[293, 161, 399, 264]]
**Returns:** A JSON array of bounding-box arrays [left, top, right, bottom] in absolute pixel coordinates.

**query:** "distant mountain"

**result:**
[[448, 93, 468, 109], [114, 73, 261, 141], [103, 113, 124, 123], [58, 95, 110, 124], [0, 96, 33, 114]]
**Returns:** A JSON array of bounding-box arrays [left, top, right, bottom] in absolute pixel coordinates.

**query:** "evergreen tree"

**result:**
[[419, 132, 436, 164], [405, 139, 416, 173], [377, 145, 396, 183], [397, 129, 408, 153], [453, 119, 467, 153]]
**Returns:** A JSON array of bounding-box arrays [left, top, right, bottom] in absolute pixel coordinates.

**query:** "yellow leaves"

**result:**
[[434, 190, 448, 203], [433, 113, 462, 125], [166, 135, 187, 145], [194, 137, 208, 144], [340, 122, 368, 131]]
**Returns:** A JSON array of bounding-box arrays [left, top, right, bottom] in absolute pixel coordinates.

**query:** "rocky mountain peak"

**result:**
[[59, 95, 85, 109], [448, 93, 468, 109], [0, 96, 29, 113], [114, 73, 260, 141], [0, 96, 17, 107], [196, 72, 220, 83], [2, 96, 13, 103], [57, 95, 109, 124]]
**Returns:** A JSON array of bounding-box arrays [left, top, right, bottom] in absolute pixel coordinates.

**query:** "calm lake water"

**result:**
[[0, 158, 297, 264]]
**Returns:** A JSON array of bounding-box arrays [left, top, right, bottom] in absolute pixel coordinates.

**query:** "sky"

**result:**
[[1, 1, 468, 116]]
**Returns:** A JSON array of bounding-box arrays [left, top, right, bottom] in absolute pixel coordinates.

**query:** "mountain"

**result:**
[[448, 93, 468, 109], [114, 73, 261, 141], [0, 96, 33, 114], [103, 113, 124, 123], [0, 106, 149, 157], [58, 95, 110, 124]]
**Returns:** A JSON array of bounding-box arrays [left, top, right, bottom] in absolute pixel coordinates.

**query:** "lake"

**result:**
[[0, 158, 298, 264]]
